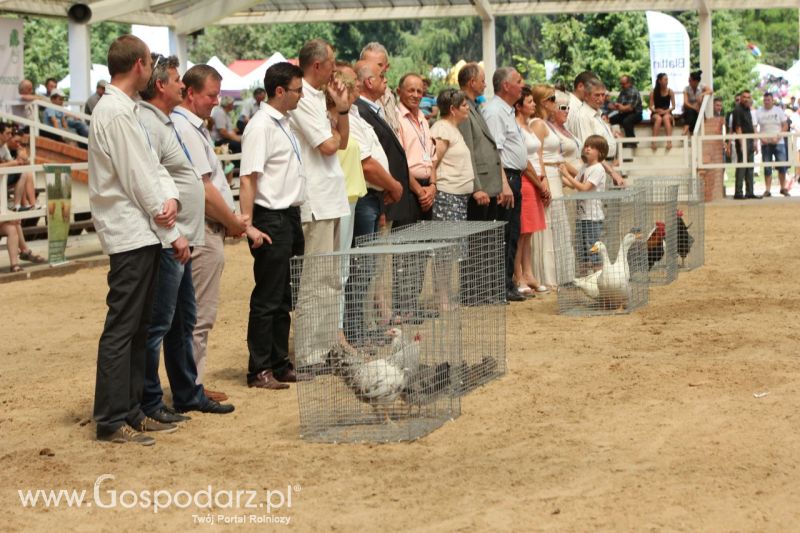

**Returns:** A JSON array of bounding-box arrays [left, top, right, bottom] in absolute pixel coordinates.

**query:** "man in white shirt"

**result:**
[[138, 54, 234, 419], [172, 65, 248, 402], [574, 77, 625, 186], [90, 35, 189, 446], [288, 38, 351, 369], [566, 71, 599, 136], [240, 62, 308, 389], [756, 92, 790, 197]]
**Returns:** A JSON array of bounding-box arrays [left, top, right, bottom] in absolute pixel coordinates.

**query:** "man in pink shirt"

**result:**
[[396, 73, 437, 220]]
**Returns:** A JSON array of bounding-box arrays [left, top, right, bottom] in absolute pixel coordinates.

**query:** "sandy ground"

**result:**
[[2, 200, 800, 532]]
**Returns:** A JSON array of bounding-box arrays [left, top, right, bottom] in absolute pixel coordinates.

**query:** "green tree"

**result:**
[[734, 9, 799, 70]]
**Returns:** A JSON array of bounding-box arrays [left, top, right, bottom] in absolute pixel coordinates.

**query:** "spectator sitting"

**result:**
[[0, 124, 37, 210], [608, 74, 643, 145], [419, 77, 439, 123], [11, 79, 41, 124], [648, 72, 675, 150], [84, 80, 107, 115], [682, 70, 712, 135], [40, 77, 58, 97], [0, 218, 46, 272], [210, 96, 241, 153], [237, 87, 266, 132], [43, 90, 89, 142]]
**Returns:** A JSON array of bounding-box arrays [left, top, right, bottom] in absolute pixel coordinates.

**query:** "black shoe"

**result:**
[[176, 399, 235, 414], [506, 290, 525, 302], [733, 194, 745, 200], [147, 407, 190, 424], [745, 194, 762, 199]]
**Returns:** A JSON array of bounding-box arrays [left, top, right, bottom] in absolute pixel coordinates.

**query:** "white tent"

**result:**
[[754, 63, 788, 80], [57, 63, 110, 91], [206, 56, 247, 93], [785, 61, 800, 85], [241, 52, 288, 90]]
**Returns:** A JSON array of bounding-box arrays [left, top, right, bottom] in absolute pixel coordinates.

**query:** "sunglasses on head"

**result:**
[[558, 104, 569, 111], [547, 94, 556, 101]]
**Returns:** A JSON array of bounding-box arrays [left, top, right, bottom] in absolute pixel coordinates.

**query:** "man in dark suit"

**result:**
[[457, 62, 513, 223], [354, 61, 416, 226]]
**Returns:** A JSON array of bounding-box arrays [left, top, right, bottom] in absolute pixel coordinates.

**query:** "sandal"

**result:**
[[19, 249, 46, 264], [9, 264, 23, 273]]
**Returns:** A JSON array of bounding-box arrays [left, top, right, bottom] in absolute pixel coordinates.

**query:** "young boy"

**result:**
[[560, 134, 609, 272]]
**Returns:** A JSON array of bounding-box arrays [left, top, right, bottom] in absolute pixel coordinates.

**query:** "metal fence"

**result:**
[[626, 182, 679, 285]]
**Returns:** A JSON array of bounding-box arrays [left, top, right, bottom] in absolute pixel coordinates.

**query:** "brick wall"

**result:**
[[700, 116, 724, 202]]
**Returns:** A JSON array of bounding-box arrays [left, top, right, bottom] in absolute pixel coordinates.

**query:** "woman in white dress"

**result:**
[[531, 89, 581, 287], [530, 85, 568, 290]]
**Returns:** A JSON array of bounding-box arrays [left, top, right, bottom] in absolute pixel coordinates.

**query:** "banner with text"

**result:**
[[0, 19, 24, 109], [646, 11, 690, 112]]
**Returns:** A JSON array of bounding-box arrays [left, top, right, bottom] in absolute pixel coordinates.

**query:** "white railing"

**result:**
[[695, 130, 800, 171]]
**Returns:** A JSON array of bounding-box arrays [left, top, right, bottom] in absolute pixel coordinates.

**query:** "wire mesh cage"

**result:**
[[626, 183, 679, 285], [355, 221, 506, 395], [631, 176, 704, 270], [550, 188, 649, 316], [291, 242, 461, 443]]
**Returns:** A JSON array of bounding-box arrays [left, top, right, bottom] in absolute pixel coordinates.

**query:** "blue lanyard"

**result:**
[[171, 124, 193, 164], [273, 117, 302, 163]]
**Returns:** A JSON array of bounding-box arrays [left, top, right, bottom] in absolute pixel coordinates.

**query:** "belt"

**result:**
[[543, 161, 563, 167]]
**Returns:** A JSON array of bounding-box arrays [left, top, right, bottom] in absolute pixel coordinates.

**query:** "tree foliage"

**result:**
[[735, 9, 799, 70]]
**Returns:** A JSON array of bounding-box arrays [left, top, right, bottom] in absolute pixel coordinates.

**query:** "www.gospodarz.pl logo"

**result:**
[[18, 474, 300, 517]]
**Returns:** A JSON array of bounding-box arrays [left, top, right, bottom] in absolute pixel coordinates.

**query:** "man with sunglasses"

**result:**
[[90, 35, 188, 446]]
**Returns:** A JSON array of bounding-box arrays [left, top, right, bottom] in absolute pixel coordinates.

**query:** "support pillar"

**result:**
[[68, 21, 91, 108], [698, 9, 713, 118], [481, 17, 496, 97], [169, 28, 188, 72]]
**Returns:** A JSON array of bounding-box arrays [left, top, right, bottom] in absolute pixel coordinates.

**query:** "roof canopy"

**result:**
[[2, 0, 798, 34]]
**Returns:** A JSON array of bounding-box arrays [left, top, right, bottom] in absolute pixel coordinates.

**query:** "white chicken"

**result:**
[[385, 327, 422, 375], [327, 343, 409, 424]]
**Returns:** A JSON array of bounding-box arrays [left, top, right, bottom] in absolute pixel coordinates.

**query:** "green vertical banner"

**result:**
[[44, 165, 72, 265]]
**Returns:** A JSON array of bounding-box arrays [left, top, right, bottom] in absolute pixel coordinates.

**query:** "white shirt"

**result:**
[[240, 102, 306, 210], [755, 105, 787, 137], [576, 162, 607, 221], [566, 92, 584, 137], [138, 101, 205, 247], [88, 84, 180, 255], [482, 96, 528, 171], [576, 103, 617, 159], [349, 104, 390, 191], [288, 78, 349, 222], [171, 105, 236, 217]]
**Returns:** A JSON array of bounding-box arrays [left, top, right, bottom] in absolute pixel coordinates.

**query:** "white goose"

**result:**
[[594, 232, 640, 309]]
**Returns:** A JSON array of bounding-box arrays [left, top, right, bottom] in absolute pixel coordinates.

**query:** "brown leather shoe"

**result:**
[[275, 369, 312, 383], [203, 387, 228, 402], [247, 371, 290, 390]]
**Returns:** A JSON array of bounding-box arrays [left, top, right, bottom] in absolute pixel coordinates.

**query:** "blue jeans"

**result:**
[[344, 191, 382, 342], [142, 249, 207, 413], [67, 118, 89, 138], [762, 143, 787, 176], [577, 220, 603, 266]]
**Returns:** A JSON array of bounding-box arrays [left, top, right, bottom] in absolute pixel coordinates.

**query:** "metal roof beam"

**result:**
[[88, 0, 151, 24], [219, 4, 479, 25], [174, 0, 266, 34]]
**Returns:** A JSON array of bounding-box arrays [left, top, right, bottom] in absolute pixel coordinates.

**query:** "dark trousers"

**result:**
[[142, 250, 207, 414], [463, 195, 501, 304], [93, 244, 161, 437], [683, 108, 700, 133], [498, 169, 522, 293], [735, 141, 755, 196], [344, 190, 382, 341], [247, 205, 304, 381], [392, 178, 428, 315], [466, 195, 500, 222], [610, 111, 643, 138]]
